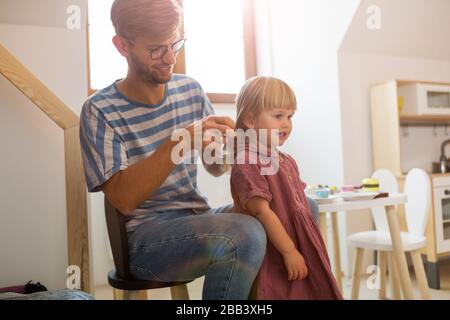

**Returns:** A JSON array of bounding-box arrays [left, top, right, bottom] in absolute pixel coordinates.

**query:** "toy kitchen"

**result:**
[[370, 80, 450, 290]]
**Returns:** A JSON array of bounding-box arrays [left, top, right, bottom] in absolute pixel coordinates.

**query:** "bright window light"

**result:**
[[88, 0, 126, 89], [183, 0, 246, 94]]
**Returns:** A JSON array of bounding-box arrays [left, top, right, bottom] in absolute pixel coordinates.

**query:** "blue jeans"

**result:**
[[307, 196, 319, 223], [127, 205, 266, 300], [0, 289, 94, 300]]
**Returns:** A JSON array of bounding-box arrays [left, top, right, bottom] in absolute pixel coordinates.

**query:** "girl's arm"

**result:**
[[246, 197, 308, 280]]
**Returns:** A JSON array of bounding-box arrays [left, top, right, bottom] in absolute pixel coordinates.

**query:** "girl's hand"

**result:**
[[282, 249, 308, 281]]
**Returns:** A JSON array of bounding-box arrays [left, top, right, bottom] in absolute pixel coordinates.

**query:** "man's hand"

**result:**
[[185, 115, 235, 151], [282, 248, 309, 281]]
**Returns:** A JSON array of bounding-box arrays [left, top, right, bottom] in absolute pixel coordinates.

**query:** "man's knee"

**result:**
[[307, 196, 319, 224], [230, 214, 267, 262]]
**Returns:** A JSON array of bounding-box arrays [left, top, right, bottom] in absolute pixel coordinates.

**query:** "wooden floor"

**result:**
[[94, 260, 450, 300]]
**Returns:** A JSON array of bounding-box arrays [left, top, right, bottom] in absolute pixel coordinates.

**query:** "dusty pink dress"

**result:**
[[230, 146, 342, 300]]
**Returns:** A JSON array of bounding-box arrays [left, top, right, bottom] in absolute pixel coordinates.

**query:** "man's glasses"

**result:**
[[148, 38, 186, 60]]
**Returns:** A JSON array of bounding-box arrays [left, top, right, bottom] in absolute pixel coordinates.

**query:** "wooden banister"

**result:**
[[0, 43, 91, 292], [0, 43, 79, 130]]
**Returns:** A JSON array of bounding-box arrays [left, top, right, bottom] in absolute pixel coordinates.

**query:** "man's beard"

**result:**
[[130, 52, 171, 85]]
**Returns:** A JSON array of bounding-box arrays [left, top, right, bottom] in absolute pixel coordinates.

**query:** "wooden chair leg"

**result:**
[[122, 290, 148, 300], [351, 248, 364, 300], [113, 288, 123, 300], [170, 284, 190, 300], [410, 250, 431, 300], [388, 252, 402, 300], [379, 251, 387, 300]]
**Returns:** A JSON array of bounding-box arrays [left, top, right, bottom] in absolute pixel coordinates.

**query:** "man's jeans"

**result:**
[[128, 205, 266, 300], [127, 197, 318, 300]]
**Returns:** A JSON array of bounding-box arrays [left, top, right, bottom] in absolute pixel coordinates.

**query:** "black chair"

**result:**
[[104, 198, 191, 300]]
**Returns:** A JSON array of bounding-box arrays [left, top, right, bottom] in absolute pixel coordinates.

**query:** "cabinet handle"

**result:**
[[445, 190, 450, 196]]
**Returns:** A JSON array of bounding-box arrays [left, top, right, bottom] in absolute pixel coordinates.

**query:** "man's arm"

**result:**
[[101, 138, 178, 214], [101, 116, 235, 214]]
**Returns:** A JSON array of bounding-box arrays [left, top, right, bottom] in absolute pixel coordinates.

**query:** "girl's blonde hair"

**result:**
[[235, 76, 297, 130], [111, 0, 182, 41]]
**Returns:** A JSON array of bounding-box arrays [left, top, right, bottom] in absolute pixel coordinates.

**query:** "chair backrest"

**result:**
[[371, 169, 399, 231], [404, 168, 431, 237], [104, 198, 133, 280]]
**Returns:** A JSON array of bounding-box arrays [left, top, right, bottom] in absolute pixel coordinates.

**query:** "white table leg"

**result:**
[[331, 212, 343, 292], [385, 205, 414, 300]]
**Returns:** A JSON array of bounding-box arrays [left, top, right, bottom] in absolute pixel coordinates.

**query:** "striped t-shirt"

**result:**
[[79, 74, 213, 231]]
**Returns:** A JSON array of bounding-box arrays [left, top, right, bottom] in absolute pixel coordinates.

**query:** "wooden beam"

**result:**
[[64, 126, 91, 292], [207, 93, 236, 104], [173, 0, 186, 75], [0, 43, 79, 129], [370, 80, 402, 176]]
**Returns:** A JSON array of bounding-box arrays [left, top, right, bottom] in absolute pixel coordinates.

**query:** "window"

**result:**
[[87, 0, 256, 103], [87, 0, 123, 93]]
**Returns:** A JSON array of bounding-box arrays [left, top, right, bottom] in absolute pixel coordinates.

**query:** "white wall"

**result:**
[[0, 0, 93, 290], [261, 0, 360, 188]]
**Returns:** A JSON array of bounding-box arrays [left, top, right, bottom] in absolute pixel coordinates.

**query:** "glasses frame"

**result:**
[[148, 38, 187, 60]]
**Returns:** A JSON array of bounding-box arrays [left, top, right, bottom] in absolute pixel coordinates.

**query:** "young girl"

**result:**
[[230, 76, 342, 300]]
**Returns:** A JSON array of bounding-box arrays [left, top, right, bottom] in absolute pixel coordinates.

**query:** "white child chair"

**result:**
[[370, 169, 402, 299], [347, 168, 431, 300]]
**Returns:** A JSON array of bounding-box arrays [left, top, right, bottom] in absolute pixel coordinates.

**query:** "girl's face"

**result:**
[[246, 108, 295, 147]]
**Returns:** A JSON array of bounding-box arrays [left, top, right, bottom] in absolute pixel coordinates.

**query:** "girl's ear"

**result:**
[[243, 112, 255, 129]]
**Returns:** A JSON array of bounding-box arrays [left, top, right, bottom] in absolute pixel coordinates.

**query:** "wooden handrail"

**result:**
[[0, 43, 79, 130], [0, 42, 91, 292]]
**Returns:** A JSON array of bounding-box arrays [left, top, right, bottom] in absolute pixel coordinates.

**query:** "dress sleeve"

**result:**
[[230, 163, 273, 210]]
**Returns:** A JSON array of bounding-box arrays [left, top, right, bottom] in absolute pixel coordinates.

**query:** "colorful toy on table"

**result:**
[[305, 184, 338, 199], [361, 178, 380, 192], [340, 185, 362, 192], [315, 188, 330, 199]]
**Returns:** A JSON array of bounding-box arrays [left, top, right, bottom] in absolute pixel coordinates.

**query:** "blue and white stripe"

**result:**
[[80, 74, 214, 231]]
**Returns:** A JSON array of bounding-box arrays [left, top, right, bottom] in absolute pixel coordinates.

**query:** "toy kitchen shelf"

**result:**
[[400, 115, 450, 126], [370, 79, 450, 290]]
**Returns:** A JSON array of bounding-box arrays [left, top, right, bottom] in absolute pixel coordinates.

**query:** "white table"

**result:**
[[317, 193, 415, 300]]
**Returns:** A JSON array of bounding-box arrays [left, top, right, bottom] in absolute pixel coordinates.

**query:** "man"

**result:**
[[79, 0, 266, 300]]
